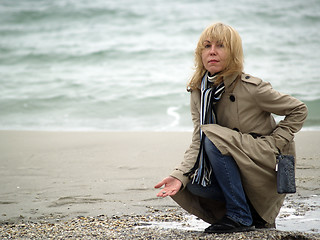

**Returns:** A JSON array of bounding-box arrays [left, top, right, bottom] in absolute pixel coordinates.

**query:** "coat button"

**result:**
[[229, 95, 236, 102], [245, 75, 250, 79]]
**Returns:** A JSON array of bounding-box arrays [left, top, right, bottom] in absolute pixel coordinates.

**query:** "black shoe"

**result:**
[[204, 215, 255, 234], [254, 219, 276, 229], [248, 201, 276, 229], [251, 209, 276, 229]]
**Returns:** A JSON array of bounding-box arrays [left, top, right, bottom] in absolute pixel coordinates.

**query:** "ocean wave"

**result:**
[[0, 47, 191, 67], [0, 1, 142, 24], [0, 0, 319, 131]]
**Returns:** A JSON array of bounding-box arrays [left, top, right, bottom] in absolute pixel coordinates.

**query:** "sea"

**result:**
[[1, 0, 320, 132]]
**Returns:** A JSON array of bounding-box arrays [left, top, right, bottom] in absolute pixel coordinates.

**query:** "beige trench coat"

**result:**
[[170, 73, 308, 224]]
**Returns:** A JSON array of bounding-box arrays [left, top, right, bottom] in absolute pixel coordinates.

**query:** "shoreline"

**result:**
[[0, 130, 319, 237], [1, 209, 320, 240]]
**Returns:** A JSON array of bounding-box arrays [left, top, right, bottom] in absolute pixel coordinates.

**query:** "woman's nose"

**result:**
[[209, 45, 217, 55]]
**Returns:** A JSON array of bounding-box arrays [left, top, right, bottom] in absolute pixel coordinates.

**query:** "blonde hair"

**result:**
[[187, 22, 244, 90]]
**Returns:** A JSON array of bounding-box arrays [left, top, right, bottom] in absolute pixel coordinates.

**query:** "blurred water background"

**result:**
[[1, 0, 319, 131]]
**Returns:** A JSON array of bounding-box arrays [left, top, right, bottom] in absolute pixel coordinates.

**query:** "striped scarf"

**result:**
[[185, 71, 225, 187]]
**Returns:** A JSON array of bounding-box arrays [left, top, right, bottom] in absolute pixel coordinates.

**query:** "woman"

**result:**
[[154, 22, 308, 233]]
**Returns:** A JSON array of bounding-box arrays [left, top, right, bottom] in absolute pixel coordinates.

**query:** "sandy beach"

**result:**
[[0, 130, 320, 239]]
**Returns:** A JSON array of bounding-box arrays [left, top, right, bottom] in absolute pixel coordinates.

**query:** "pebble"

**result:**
[[0, 208, 319, 240]]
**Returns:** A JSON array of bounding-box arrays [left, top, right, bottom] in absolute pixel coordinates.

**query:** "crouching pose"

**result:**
[[155, 22, 307, 233]]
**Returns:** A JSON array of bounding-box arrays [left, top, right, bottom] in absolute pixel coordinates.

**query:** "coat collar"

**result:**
[[192, 72, 241, 92], [223, 72, 241, 89]]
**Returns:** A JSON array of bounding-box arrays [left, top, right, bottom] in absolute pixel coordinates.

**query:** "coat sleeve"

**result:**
[[170, 90, 201, 188], [251, 80, 308, 151]]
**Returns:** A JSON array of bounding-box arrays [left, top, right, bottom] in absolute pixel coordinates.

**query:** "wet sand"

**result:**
[[0, 131, 190, 222], [0, 130, 319, 238]]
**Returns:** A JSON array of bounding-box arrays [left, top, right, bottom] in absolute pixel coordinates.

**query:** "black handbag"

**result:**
[[276, 153, 296, 194]]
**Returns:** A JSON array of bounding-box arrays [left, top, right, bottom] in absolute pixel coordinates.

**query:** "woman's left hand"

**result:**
[[154, 176, 182, 198]]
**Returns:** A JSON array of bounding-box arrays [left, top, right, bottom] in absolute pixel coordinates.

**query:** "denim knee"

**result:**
[[187, 181, 225, 201], [204, 136, 222, 156]]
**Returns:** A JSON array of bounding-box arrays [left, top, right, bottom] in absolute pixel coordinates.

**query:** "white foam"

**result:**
[[137, 215, 209, 232], [166, 107, 180, 128], [276, 195, 320, 233], [138, 195, 320, 233]]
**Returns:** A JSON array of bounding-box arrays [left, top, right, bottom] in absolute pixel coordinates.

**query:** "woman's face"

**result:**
[[201, 40, 229, 75]]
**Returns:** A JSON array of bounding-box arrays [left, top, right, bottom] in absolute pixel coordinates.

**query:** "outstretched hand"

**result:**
[[154, 176, 182, 198]]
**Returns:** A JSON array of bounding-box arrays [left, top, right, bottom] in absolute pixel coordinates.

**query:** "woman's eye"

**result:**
[[204, 44, 211, 48]]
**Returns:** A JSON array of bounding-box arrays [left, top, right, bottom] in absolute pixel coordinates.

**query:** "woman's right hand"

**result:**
[[154, 176, 182, 198]]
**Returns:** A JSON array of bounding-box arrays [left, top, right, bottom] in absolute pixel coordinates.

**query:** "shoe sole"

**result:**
[[205, 225, 255, 234]]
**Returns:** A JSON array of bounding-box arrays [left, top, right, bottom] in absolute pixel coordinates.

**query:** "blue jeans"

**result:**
[[187, 136, 253, 226]]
